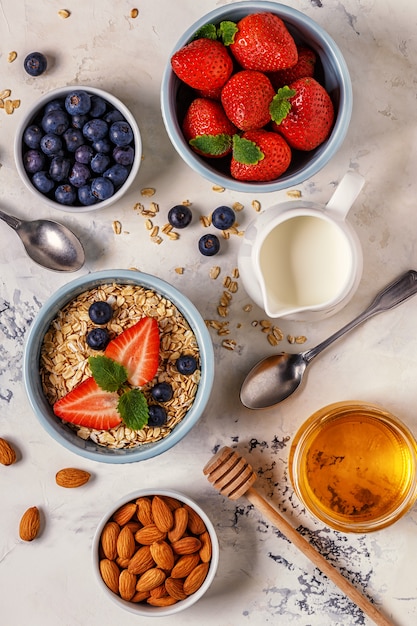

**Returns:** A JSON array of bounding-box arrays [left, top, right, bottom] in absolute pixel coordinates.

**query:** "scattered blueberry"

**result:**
[[23, 124, 43, 149], [91, 176, 114, 200], [211, 205, 235, 230], [55, 183, 77, 205], [69, 162, 91, 188], [24, 52, 47, 76], [88, 301, 113, 324], [91, 153, 111, 174], [65, 90, 91, 116], [75, 144, 94, 164], [151, 382, 173, 403], [176, 355, 198, 375], [40, 134, 63, 157], [198, 233, 220, 256], [148, 405, 168, 427], [49, 156, 71, 182], [23, 149, 45, 174], [168, 205, 192, 229], [103, 163, 129, 187], [86, 327, 110, 350], [41, 109, 70, 135], [32, 171, 54, 194], [83, 118, 108, 142], [109, 120, 134, 146], [63, 128, 84, 152]]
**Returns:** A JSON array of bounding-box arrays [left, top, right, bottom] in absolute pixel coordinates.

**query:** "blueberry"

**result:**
[[109, 120, 133, 146], [88, 301, 113, 324], [91, 153, 111, 174], [89, 95, 107, 118], [211, 205, 235, 230], [113, 145, 134, 166], [23, 124, 43, 149], [75, 144, 94, 164], [151, 382, 173, 403], [71, 113, 89, 130], [24, 52, 47, 76], [147, 405, 168, 427], [65, 90, 91, 116], [41, 109, 70, 135], [63, 128, 84, 152], [23, 149, 45, 174], [55, 183, 76, 205], [44, 99, 64, 114], [69, 162, 91, 188], [49, 155, 71, 182], [82, 118, 108, 142], [91, 176, 114, 200], [40, 133, 63, 157], [86, 327, 110, 350], [198, 233, 220, 256], [92, 138, 111, 154], [168, 205, 192, 229], [103, 163, 129, 187], [78, 185, 98, 206], [32, 171, 54, 194], [104, 109, 124, 124], [176, 355, 198, 375]]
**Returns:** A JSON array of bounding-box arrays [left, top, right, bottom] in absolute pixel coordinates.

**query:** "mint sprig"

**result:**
[[190, 133, 233, 156], [232, 134, 264, 165], [269, 86, 296, 125], [88, 355, 128, 392], [118, 389, 149, 430]]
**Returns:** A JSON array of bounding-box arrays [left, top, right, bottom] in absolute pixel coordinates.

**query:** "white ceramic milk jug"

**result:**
[[238, 171, 365, 321]]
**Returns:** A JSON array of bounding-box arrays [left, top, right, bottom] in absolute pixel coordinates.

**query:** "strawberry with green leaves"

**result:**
[[182, 97, 238, 158], [221, 70, 276, 131], [230, 130, 292, 182], [269, 46, 317, 90], [270, 77, 335, 151], [171, 37, 233, 91]]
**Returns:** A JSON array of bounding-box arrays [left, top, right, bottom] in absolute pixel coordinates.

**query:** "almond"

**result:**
[[55, 467, 91, 488], [100, 521, 120, 560], [135, 523, 166, 545], [147, 595, 177, 606], [116, 526, 136, 560], [165, 576, 187, 601], [131, 590, 150, 603], [167, 506, 188, 543], [199, 530, 212, 563], [170, 553, 200, 578], [0, 437, 17, 465], [113, 502, 137, 526], [128, 545, 155, 575], [136, 567, 166, 592], [116, 556, 131, 569], [19, 506, 40, 541], [171, 536, 202, 555], [150, 540, 175, 571], [152, 495, 174, 532], [136, 497, 153, 525], [184, 504, 207, 535], [149, 583, 168, 599], [119, 569, 137, 601], [161, 495, 182, 510], [100, 559, 120, 594], [183, 562, 209, 595], [124, 520, 141, 534]]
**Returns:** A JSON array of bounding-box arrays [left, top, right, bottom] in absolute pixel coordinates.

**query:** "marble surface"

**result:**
[[1, 1, 417, 624]]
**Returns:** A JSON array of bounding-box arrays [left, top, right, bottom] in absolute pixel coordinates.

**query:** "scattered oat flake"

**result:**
[[252, 200, 261, 212], [145, 219, 153, 230], [287, 335, 295, 344], [0, 89, 11, 100], [149, 201, 159, 214], [0, 101, 3, 109], [5, 100, 14, 114], [12, 99, 20, 109], [8, 51, 17, 63], [232, 202, 244, 212], [175, 267, 184, 274], [130, 8, 139, 18], [58, 9, 71, 18], [287, 189, 302, 198], [141, 187, 155, 197], [181, 199, 192, 206], [151, 235, 163, 244], [200, 215, 211, 228], [212, 185, 225, 192], [209, 266, 221, 279], [295, 335, 307, 344], [112, 221, 122, 234], [167, 231, 179, 240], [243, 304, 252, 312], [222, 339, 237, 350]]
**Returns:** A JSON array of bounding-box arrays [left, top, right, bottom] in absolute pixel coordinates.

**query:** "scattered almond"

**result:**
[[55, 467, 91, 488], [0, 437, 17, 465], [19, 506, 41, 541], [130, 8, 139, 19], [58, 9, 71, 18]]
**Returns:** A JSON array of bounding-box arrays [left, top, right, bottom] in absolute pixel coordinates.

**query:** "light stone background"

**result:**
[[1, 1, 417, 625]]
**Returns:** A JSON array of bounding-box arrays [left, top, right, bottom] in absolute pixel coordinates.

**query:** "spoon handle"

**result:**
[[305, 270, 417, 364], [245, 487, 395, 626], [0, 209, 21, 231]]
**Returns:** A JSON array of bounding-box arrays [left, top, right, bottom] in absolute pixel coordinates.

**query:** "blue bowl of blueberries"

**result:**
[[15, 86, 141, 211]]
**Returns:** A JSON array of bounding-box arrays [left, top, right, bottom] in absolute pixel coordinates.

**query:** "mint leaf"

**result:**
[[218, 20, 238, 45], [190, 133, 233, 156], [269, 87, 296, 125], [232, 134, 264, 165], [193, 23, 218, 40], [118, 389, 149, 430], [89, 355, 127, 392]]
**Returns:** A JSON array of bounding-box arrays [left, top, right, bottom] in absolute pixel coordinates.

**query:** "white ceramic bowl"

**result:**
[[161, 1, 352, 193], [23, 270, 214, 463], [92, 488, 219, 615], [15, 85, 141, 212]]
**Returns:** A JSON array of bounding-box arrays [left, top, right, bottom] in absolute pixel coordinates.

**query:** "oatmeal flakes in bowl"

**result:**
[[23, 270, 214, 463]]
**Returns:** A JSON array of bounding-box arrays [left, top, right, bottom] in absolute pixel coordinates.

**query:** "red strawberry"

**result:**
[[171, 38, 233, 91], [269, 46, 317, 90], [104, 316, 159, 387], [182, 97, 238, 158], [221, 70, 275, 131], [231, 130, 292, 182], [228, 12, 298, 72], [271, 77, 335, 151], [53, 377, 122, 430]]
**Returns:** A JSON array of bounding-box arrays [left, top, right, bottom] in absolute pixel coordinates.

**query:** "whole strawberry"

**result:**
[[269, 46, 317, 90], [271, 77, 335, 151], [221, 70, 275, 131], [171, 38, 233, 91], [230, 130, 292, 182], [228, 12, 298, 72], [182, 98, 238, 158]]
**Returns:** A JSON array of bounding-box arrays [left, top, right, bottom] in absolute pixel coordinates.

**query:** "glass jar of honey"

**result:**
[[289, 401, 417, 532]]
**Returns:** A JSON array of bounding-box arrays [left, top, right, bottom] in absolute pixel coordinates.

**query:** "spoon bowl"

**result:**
[[0, 208, 85, 272]]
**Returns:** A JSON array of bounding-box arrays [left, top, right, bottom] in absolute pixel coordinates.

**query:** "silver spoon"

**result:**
[[0, 208, 85, 272], [240, 270, 417, 410]]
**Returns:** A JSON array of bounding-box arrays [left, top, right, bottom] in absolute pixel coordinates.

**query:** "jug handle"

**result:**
[[325, 171, 365, 218]]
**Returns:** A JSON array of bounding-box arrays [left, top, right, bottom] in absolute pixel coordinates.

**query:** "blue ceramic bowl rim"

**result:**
[[23, 270, 215, 463], [161, 0, 353, 193], [14, 85, 142, 213]]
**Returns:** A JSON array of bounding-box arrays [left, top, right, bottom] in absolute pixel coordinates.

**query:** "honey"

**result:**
[[289, 402, 417, 532]]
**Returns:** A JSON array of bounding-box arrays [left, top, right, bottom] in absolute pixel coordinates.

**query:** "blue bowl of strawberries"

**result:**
[[161, 1, 352, 192], [23, 270, 214, 463]]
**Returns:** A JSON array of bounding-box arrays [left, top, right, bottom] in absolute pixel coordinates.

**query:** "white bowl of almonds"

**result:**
[[23, 269, 214, 463], [92, 489, 219, 615]]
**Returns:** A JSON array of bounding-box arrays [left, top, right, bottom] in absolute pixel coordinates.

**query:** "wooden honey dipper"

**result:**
[[203, 446, 395, 626]]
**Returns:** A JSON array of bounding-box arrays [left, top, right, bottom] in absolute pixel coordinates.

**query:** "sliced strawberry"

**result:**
[[53, 377, 122, 430], [104, 316, 159, 387]]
